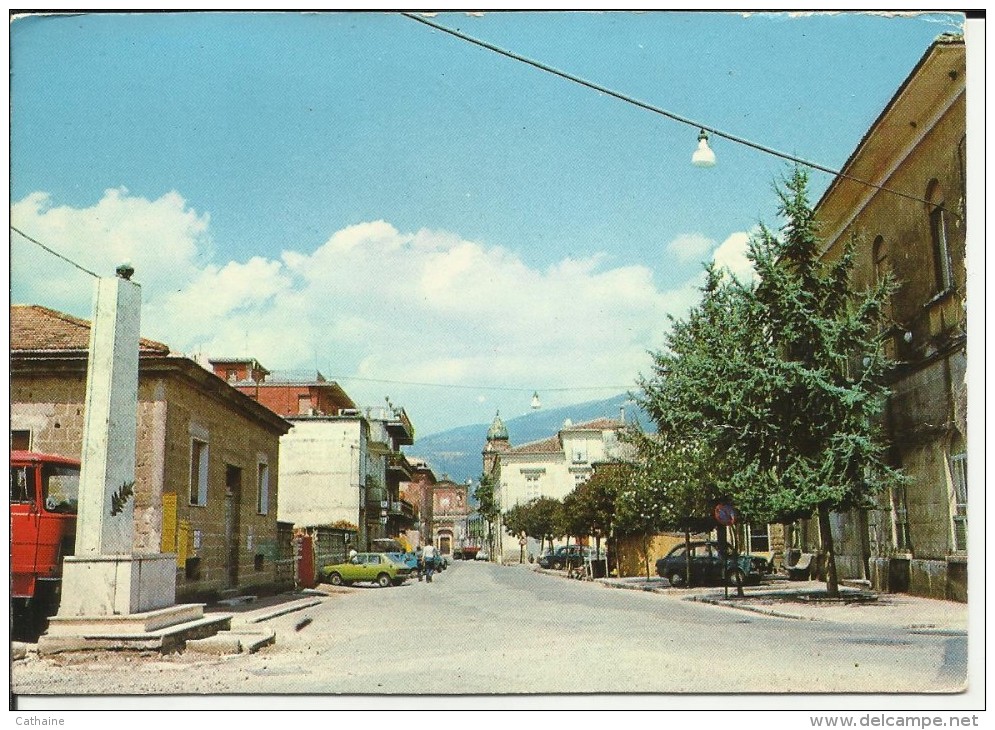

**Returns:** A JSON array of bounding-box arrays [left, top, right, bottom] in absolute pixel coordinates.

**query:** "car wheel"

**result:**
[[552, 560, 563, 570], [328, 572, 343, 586], [727, 569, 746, 587], [668, 571, 686, 588], [377, 573, 391, 588]]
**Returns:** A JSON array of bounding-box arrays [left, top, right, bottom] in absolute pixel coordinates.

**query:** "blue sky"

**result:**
[[10, 11, 967, 437]]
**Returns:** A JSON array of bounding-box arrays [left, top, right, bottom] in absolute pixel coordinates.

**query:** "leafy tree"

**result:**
[[625, 428, 718, 586], [474, 473, 500, 555], [504, 497, 563, 556], [637, 166, 901, 597], [728, 167, 901, 595]]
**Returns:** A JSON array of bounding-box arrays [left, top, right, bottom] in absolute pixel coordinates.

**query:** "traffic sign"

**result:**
[[713, 503, 737, 526]]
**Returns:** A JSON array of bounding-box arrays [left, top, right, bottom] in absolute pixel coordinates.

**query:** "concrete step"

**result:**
[[185, 628, 276, 655], [37, 613, 232, 656]]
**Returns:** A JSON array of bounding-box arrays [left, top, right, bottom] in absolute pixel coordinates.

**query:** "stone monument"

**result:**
[[40, 265, 230, 654]]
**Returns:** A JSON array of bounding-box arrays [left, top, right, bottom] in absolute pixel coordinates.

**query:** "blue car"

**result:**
[[371, 539, 420, 575]]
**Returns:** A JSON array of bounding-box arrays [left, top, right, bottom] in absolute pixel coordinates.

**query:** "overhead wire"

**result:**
[[11, 225, 100, 278], [286, 372, 633, 394], [401, 12, 957, 217]]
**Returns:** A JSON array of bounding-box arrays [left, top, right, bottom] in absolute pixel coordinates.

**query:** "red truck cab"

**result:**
[[10, 450, 80, 602]]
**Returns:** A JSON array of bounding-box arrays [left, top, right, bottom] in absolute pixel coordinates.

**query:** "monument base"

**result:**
[[39, 605, 232, 656], [58, 553, 177, 616]]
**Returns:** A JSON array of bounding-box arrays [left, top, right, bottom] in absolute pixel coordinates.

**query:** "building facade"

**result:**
[[210, 359, 417, 553], [482, 413, 626, 563], [430, 479, 471, 556], [11, 306, 293, 602], [809, 35, 967, 601]]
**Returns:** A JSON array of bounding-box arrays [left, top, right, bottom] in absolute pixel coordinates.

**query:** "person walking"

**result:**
[[422, 543, 437, 583]]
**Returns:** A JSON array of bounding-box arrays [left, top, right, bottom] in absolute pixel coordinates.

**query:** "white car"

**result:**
[[474, 550, 490, 561]]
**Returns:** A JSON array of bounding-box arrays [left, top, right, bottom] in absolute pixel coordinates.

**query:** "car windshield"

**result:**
[[42, 463, 80, 514]]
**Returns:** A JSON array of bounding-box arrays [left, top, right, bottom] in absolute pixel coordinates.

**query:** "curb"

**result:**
[[689, 595, 814, 621], [235, 598, 324, 625]]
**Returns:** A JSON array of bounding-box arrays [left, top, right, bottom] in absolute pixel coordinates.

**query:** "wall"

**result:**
[[277, 418, 365, 529], [159, 375, 283, 600], [11, 365, 286, 601]]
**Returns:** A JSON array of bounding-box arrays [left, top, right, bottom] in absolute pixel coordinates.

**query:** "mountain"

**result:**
[[404, 393, 651, 487]]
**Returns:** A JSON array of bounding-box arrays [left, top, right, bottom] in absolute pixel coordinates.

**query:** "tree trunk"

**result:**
[[643, 532, 651, 580], [684, 528, 692, 587], [818, 502, 840, 598]]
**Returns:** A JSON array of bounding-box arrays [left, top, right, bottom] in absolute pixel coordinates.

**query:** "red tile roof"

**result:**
[[11, 304, 170, 355]]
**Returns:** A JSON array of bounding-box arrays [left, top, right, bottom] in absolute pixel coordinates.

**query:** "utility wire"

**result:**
[[306, 372, 633, 393], [401, 12, 957, 217], [11, 225, 100, 278]]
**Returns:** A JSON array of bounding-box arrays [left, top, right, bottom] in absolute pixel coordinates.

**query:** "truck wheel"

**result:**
[[727, 569, 746, 587], [377, 573, 391, 588]]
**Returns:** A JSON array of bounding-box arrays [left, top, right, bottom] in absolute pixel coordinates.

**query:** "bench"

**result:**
[[786, 552, 814, 581]]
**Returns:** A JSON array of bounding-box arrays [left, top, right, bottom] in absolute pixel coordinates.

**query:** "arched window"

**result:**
[[926, 179, 953, 293]]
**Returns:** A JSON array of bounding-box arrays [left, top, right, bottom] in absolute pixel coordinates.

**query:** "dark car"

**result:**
[[538, 545, 596, 570], [655, 541, 764, 587]]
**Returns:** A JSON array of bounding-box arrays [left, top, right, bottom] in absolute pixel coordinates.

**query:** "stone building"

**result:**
[[429, 479, 471, 556], [11, 305, 293, 602], [808, 34, 967, 600]]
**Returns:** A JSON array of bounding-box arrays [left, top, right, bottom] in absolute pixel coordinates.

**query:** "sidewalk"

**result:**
[[527, 564, 967, 634]]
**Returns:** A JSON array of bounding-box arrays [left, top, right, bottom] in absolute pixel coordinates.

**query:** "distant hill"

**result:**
[[404, 393, 651, 488]]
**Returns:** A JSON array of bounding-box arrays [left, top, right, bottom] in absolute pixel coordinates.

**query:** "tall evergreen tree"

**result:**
[[637, 166, 901, 597]]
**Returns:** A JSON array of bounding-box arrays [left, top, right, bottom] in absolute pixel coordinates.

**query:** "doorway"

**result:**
[[225, 464, 242, 589]]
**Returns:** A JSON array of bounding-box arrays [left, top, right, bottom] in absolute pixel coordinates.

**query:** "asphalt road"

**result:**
[[11, 560, 966, 698]]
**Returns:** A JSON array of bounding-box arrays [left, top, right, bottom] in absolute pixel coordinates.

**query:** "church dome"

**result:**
[[486, 412, 509, 442]]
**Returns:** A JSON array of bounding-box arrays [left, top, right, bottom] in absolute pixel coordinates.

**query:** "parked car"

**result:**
[[655, 541, 764, 587], [371, 538, 420, 576], [538, 545, 597, 570], [321, 552, 412, 587], [474, 550, 490, 562]]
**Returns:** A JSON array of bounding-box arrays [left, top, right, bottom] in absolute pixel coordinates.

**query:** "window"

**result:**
[[748, 523, 770, 552], [189, 438, 209, 506], [257, 461, 270, 515], [926, 180, 954, 293], [298, 395, 313, 415], [42, 463, 80, 513], [11, 430, 30, 451], [950, 445, 967, 553], [891, 486, 911, 552], [11, 466, 34, 503], [524, 473, 541, 501]]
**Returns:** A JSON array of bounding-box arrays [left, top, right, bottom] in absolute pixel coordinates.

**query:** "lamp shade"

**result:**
[[692, 129, 716, 168]]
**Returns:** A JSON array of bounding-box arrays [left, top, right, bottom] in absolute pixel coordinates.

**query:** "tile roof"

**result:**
[[505, 417, 624, 455], [11, 304, 170, 354], [562, 417, 624, 431], [508, 435, 562, 454]]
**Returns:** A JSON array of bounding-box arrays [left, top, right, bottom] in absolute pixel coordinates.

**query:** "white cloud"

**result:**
[[712, 230, 757, 283], [11, 188, 730, 432], [11, 188, 212, 317], [666, 232, 715, 264]]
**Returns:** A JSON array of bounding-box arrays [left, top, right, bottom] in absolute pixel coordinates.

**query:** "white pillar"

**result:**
[[57, 267, 176, 617], [75, 274, 141, 556]]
